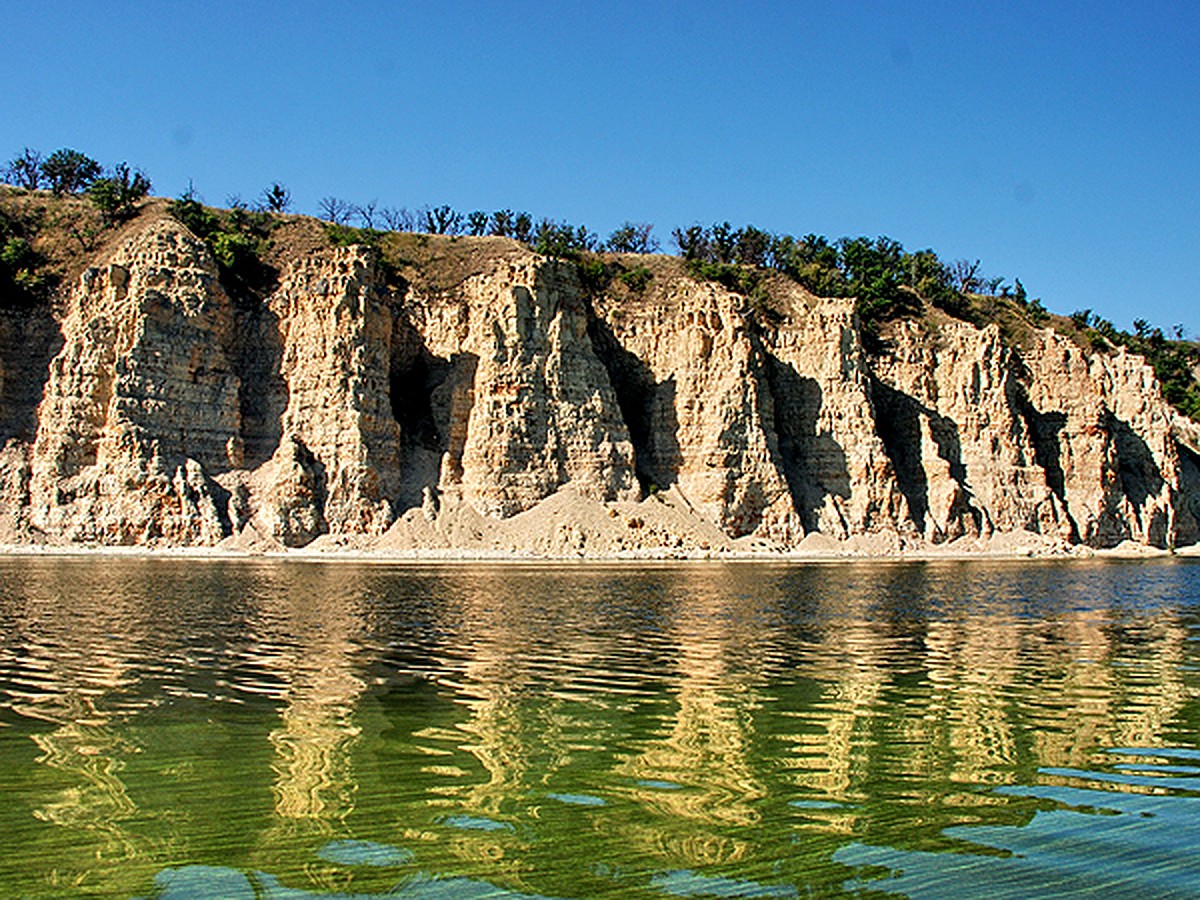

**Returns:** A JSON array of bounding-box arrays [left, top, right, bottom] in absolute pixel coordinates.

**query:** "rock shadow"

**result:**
[[870, 379, 930, 534], [0, 308, 63, 446], [1009, 370, 1069, 502], [1008, 371, 1081, 542], [585, 312, 681, 494], [1108, 412, 1166, 515], [870, 378, 981, 537], [763, 353, 851, 533], [1177, 443, 1200, 546], [1022, 406, 1068, 502], [390, 314, 479, 512], [233, 304, 288, 469]]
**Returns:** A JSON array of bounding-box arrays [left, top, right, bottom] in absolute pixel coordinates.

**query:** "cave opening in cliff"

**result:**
[[388, 330, 475, 512], [391, 352, 450, 449]]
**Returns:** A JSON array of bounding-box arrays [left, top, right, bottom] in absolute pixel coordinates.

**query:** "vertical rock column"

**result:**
[[762, 292, 910, 539], [263, 247, 402, 538], [419, 257, 638, 517], [27, 220, 241, 544]]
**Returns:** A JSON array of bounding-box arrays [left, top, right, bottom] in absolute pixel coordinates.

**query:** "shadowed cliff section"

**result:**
[[762, 351, 850, 534], [585, 308, 681, 495], [232, 304, 288, 469], [869, 375, 988, 542], [0, 307, 61, 446], [1178, 445, 1200, 546], [389, 308, 479, 512], [870, 378, 931, 535]]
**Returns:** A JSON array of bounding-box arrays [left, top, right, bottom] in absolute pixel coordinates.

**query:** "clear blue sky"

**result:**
[[5, 1, 1198, 334]]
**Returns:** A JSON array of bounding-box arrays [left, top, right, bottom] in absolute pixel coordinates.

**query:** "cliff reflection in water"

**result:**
[[0, 558, 1197, 898]]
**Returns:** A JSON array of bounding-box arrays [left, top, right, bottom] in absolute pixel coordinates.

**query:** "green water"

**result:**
[[2, 557, 1200, 898]]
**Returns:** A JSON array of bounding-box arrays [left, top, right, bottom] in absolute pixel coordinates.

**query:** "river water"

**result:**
[[1, 556, 1199, 898]]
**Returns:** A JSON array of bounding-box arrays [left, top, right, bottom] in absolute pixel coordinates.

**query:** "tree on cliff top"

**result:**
[[607, 222, 660, 254], [4, 148, 43, 190], [259, 183, 292, 213], [42, 149, 101, 195]]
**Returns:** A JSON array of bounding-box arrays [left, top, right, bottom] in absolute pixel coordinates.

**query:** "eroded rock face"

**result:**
[[590, 277, 799, 539], [26, 221, 238, 544], [872, 322, 1070, 542], [408, 259, 639, 518], [1022, 329, 1180, 546], [1, 215, 1195, 550]]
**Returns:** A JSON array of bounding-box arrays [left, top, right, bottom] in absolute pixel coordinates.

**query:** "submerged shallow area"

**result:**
[[1, 557, 1199, 898]]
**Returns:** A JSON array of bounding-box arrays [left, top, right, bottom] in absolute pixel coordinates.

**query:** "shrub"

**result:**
[[325, 222, 382, 248], [489, 209, 514, 237], [619, 265, 653, 292], [709, 222, 735, 263], [0, 236, 37, 271], [685, 258, 758, 295], [467, 210, 489, 235], [576, 257, 612, 293], [88, 163, 151, 225], [259, 183, 291, 213], [318, 196, 352, 224], [352, 199, 379, 229], [733, 226, 772, 267], [672, 225, 708, 260], [513, 212, 533, 243], [210, 231, 258, 271], [904, 248, 968, 317], [381, 207, 414, 231], [168, 192, 220, 239], [0, 235, 54, 307], [533, 220, 594, 258], [422, 205, 463, 235], [839, 235, 921, 326]]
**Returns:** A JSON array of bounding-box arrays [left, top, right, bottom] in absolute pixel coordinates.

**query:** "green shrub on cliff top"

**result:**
[[167, 189, 274, 300], [0, 223, 55, 308], [88, 163, 151, 225]]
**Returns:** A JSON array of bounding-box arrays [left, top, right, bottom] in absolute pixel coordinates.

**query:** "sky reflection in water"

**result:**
[[0, 557, 1198, 898]]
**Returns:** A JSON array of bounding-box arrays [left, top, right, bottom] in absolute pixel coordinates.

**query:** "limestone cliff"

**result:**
[[0, 207, 1195, 554]]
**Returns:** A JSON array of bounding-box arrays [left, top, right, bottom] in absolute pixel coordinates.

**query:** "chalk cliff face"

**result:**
[[0, 213, 1194, 553]]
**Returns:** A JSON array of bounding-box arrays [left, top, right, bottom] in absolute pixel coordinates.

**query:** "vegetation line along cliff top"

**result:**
[[1, 149, 1199, 557]]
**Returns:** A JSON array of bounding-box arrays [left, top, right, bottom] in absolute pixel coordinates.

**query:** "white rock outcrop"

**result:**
[[0, 216, 1194, 552]]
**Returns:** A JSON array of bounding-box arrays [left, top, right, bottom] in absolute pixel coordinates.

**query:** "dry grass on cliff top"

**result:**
[[261, 215, 540, 295], [0, 188, 172, 289], [0, 188, 1122, 366], [382, 232, 535, 294]]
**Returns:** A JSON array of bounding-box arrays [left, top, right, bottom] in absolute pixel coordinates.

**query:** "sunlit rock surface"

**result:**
[[1, 214, 1195, 553]]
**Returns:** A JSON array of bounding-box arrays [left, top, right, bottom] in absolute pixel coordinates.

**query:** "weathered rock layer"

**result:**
[[1, 216, 1193, 553]]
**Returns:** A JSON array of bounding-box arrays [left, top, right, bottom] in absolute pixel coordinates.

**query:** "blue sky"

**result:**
[[5, 1, 1198, 334]]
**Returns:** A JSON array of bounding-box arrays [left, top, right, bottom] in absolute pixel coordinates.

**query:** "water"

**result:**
[[1, 557, 1199, 898]]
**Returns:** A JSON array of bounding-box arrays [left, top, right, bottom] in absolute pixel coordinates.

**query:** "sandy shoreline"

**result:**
[[0, 538, 1188, 565], [2, 487, 1192, 564]]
